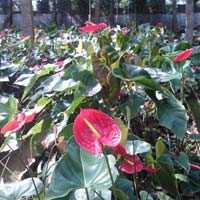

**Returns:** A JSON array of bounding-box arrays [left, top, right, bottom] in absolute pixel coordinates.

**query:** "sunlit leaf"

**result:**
[[0, 96, 18, 128], [46, 138, 118, 200], [0, 178, 43, 200], [155, 140, 168, 159], [22, 117, 52, 139]]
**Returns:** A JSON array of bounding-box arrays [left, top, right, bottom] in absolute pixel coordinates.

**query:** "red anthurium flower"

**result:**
[[20, 35, 29, 41], [122, 28, 131, 35], [189, 163, 200, 170], [116, 91, 128, 97], [0, 32, 6, 37], [55, 61, 64, 66], [25, 109, 36, 123], [79, 23, 107, 33], [144, 164, 160, 173], [194, 66, 200, 72], [119, 155, 144, 174], [0, 109, 36, 135], [109, 28, 115, 35], [13, 45, 18, 50], [41, 57, 47, 62], [73, 109, 121, 154], [156, 22, 162, 28], [112, 144, 127, 157], [0, 112, 26, 134], [173, 48, 193, 62]]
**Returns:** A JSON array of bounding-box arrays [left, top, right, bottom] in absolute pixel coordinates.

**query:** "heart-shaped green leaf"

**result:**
[[46, 138, 118, 200], [0, 178, 43, 200]]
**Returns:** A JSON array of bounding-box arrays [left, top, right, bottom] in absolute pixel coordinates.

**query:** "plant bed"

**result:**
[[0, 22, 200, 200]]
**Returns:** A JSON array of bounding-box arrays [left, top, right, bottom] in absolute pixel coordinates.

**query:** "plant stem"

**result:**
[[180, 63, 185, 103], [102, 147, 118, 200], [7, 144, 41, 200], [94, 191, 106, 200], [43, 144, 56, 198], [132, 173, 139, 200], [132, 140, 139, 200], [85, 187, 90, 200]]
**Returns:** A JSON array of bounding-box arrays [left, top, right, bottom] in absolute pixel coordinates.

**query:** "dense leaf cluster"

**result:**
[[0, 23, 200, 199]]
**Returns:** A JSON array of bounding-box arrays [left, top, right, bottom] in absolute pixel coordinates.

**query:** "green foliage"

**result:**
[[0, 178, 43, 200], [46, 138, 118, 199], [0, 23, 200, 199]]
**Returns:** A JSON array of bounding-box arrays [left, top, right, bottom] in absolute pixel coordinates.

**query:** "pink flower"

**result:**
[[144, 164, 160, 173], [119, 155, 144, 174], [194, 66, 200, 72], [0, 113, 26, 134], [73, 109, 121, 154], [189, 163, 200, 170], [122, 28, 131, 35], [24, 109, 36, 123], [112, 140, 159, 174], [109, 28, 115, 35], [112, 144, 127, 157], [55, 61, 64, 66], [33, 65, 45, 73], [173, 48, 193, 62], [41, 57, 47, 62], [197, 36, 200, 41], [156, 22, 162, 28], [79, 23, 107, 33], [0, 32, 6, 37], [20, 35, 28, 41], [62, 39, 72, 45], [13, 45, 18, 50], [38, 37, 45, 44], [116, 91, 128, 97], [1, 109, 36, 134], [174, 39, 179, 43]]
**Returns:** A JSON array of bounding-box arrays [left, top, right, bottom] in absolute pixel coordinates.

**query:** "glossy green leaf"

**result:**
[[190, 134, 200, 140], [114, 177, 135, 200], [157, 192, 173, 200], [155, 140, 168, 159], [46, 138, 118, 200], [173, 41, 191, 52], [65, 91, 85, 116], [21, 75, 39, 101], [145, 68, 181, 83], [14, 74, 35, 86], [139, 190, 153, 200], [0, 178, 43, 200], [157, 91, 187, 139], [65, 189, 111, 200], [22, 117, 52, 139], [72, 70, 101, 97], [121, 91, 145, 120], [0, 96, 18, 128], [190, 45, 200, 66], [153, 154, 179, 196], [175, 152, 190, 173], [116, 32, 129, 51], [114, 188, 128, 200], [112, 64, 162, 92], [36, 96, 52, 113], [126, 140, 151, 155], [147, 88, 187, 140], [175, 174, 188, 182], [59, 123, 73, 141]]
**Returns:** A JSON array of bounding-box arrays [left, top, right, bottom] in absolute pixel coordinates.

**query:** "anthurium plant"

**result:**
[[0, 22, 200, 200]]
